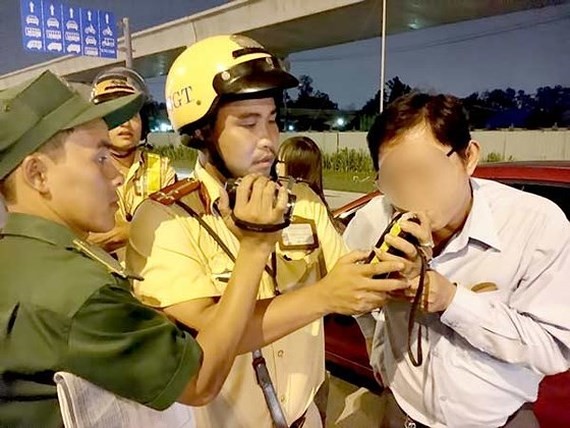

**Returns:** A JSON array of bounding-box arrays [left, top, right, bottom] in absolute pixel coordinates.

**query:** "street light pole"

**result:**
[[122, 17, 133, 69], [379, 0, 387, 113]]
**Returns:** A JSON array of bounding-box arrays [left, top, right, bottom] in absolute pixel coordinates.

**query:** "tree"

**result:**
[[526, 85, 570, 129], [386, 76, 412, 104], [286, 75, 339, 131], [351, 76, 413, 130], [289, 75, 338, 111], [463, 88, 534, 129], [349, 77, 570, 131]]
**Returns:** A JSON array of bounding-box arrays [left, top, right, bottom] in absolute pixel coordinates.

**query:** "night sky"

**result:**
[[1, 0, 568, 108]]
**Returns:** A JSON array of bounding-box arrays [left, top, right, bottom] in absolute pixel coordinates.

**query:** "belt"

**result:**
[[403, 416, 429, 428], [383, 389, 429, 428], [400, 403, 535, 428]]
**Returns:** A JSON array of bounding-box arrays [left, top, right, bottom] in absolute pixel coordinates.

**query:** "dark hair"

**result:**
[[367, 93, 472, 171], [279, 136, 324, 200], [278, 136, 346, 232]]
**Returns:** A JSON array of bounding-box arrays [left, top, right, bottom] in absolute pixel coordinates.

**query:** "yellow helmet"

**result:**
[[91, 67, 151, 139], [165, 34, 298, 136], [91, 67, 149, 105]]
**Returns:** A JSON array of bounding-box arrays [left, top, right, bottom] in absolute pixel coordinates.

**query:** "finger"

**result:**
[[402, 212, 432, 242], [400, 220, 432, 246], [248, 176, 270, 209], [339, 250, 373, 265], [375, 248, 408, 265], [235, 174, 258, 209], [406, 287, 420, 299], [407, 276, 420, 291], [415, 211, 432, 229], [260, 180, 278, 214], [273, 184, 289, 218], [358, 260, 405, 278], [384, 234, 418, 259], [217, 188, 231, 218], [362, 278, 410, 293], [357, 294, 389, 313]]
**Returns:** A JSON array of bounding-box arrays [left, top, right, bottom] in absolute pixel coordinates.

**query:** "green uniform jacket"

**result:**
[[0, 214, 203, 428]]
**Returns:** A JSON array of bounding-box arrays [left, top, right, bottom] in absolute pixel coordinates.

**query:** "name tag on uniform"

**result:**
[[279, 218, 319, 251]]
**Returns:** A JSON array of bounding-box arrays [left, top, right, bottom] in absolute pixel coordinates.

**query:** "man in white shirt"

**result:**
[[344, 93, 570, 428]]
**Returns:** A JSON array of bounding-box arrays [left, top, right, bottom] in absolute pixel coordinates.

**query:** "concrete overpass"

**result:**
[[0, 0, 567, 89]]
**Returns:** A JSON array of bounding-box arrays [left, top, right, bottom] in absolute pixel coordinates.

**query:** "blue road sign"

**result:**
[[98, 11, 117, 59], [62, 4, 81, 55], [21, 0, 116, 59], [20, 0, 45, 52], [80, 7, 100, 57], [43, 2, 64, 54]]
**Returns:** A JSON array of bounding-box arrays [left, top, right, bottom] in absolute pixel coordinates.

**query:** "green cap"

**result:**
[[0, 70, 144, 179]]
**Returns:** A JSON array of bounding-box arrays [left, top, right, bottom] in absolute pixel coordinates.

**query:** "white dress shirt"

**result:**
[[344, 178, 570, 428]]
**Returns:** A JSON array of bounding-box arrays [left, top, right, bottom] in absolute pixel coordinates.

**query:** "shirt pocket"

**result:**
[[276, 247, 323, 292], [207, 252, 234, 294]]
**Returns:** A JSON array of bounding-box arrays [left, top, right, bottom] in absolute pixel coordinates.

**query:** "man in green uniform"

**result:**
[[0, 71, 289, 427]]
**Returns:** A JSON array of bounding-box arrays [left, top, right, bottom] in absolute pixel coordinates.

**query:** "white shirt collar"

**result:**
[[445, 179, 503, 254]]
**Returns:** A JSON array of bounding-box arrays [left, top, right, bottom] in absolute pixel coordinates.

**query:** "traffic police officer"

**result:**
[[88, 67, 177, 259]]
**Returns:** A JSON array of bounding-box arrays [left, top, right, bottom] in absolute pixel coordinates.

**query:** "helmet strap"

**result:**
[[111, 145, 139, 160], [208, 142, 234, 182]]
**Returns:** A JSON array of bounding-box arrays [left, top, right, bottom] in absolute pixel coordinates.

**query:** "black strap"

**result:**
[[175, 199, 277, 278], [231, 212, 290, 233], [252, 349, 289, 428], [407, 249, 428, 367]]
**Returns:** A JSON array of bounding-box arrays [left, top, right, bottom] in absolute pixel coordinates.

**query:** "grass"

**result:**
[[322, 148, 374, 174], [323, 170, 376, 193], [484, 152, 516, 163], [152, 145, 198, 172]]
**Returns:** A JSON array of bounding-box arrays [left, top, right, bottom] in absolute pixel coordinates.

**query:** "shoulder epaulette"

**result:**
[[150, 178, 201, 206], [72, 239, 143, 281]]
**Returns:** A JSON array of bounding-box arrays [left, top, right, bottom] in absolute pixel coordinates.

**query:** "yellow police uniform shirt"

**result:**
[[117, 149, 177, 222], [106, 149, 176, 261], [127, 161, 348, 428]]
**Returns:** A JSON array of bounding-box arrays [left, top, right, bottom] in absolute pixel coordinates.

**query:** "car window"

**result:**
[[501, 182, 570, 219]]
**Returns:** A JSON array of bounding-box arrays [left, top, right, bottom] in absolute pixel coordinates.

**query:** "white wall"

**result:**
[[148, 130, 570, 161]]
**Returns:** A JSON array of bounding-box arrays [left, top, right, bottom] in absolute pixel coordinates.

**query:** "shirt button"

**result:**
[[441, 396, 447, 402], [280, 395, 286, 403], [277, 350, 284, 357]]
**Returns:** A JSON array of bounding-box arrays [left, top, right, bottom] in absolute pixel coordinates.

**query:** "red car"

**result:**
[[326, 161, 570, 426]]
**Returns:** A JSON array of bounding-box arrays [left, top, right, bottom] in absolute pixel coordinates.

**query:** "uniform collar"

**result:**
[[123, 148, 145, 183], [193, 159, 223, 214], [1, 212, 141, 280], [1, 213, 77, 249], [445, 179, 503, 254]]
